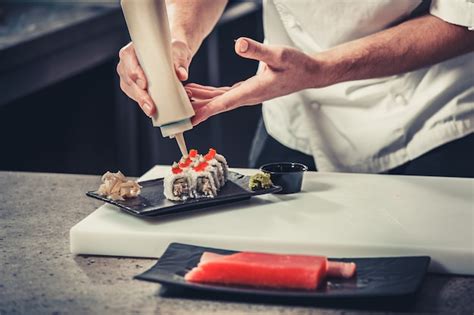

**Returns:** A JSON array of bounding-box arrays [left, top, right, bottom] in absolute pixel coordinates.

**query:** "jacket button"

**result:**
[[394, 94, 407, 106]]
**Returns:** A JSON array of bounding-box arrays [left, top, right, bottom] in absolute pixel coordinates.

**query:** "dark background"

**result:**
[[0, 2, 263, 176]]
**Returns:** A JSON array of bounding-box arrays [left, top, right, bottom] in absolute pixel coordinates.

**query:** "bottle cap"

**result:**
[[160, 118, 193, 137]]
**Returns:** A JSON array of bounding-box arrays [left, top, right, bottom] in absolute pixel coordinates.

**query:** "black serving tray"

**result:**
[[136, 243, 430, 303], [86, 171, 281, 218]]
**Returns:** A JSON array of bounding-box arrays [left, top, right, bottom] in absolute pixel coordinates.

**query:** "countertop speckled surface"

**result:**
[[1, 171, 473, 314]]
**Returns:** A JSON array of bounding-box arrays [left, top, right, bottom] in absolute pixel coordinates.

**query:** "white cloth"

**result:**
[[261, 0, 474, 173]]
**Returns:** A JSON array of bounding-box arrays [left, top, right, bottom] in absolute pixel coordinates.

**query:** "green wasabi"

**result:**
[[249, 172, 273, 191]]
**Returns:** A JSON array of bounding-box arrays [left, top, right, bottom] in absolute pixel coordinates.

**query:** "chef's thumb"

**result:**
[[176, 65, 189, 81], [174, 57, 189, 81], [234, 37, 281, 67]]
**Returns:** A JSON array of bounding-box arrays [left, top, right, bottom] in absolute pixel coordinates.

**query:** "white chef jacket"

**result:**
[[262, 0, 474, 173]]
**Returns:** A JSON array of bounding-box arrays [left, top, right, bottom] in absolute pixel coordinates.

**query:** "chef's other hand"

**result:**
[[186, 37, 326, 125], [117, 40, 193, 117]]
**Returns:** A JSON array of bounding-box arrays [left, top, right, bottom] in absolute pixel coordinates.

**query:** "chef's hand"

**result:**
[[186, 37, 327, 125], [117, 40, 193, 116]]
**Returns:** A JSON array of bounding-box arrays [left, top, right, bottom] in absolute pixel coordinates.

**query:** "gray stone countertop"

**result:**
[[1, 171, 473, 314]]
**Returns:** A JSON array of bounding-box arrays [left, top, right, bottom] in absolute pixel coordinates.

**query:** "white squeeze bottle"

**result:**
[[121, 0, 194, 156]]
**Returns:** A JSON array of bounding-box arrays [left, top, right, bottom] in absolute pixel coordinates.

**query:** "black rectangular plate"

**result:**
[[136, 243, 430, 302], [86, 171, 281, 217]]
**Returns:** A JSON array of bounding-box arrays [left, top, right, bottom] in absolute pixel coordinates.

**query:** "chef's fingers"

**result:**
[[186, 83, 213, 90], [185, 86, 228, 99], [171, 40, 192, 81], [186, 89, 192, 98], [132, 86, 156, 116], [191, 96, 235, 125], [174, 63, 189, 81], [186, 83, 232, 92], [191, 77, 265, 126], [119, 80, 134, 99], [190, 98, 212, 108], [174, 56, 189, 81], [130, 66, 147, 90], [192, 104, 213, 125], [116, 62, 128, 84], [119, 80, 156, 117], [119, 43, 148, 90], [118, 44, 134, 85], [235, 37, 285, 70], [191, 90, 246, 126], [209, 76, 264, 110], [191, 97, 223, 125]]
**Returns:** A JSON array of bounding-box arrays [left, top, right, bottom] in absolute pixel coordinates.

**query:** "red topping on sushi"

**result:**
[[189, 149, 198, 159], [172, 166, 183, 174], [204, 148, 216, 161], [193, 161, 209, 172], [179, 158, 192, 168]]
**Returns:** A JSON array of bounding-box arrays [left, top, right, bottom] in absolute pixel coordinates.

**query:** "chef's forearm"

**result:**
[[315, 14, 474, 87], [167, 0, 227, 55]]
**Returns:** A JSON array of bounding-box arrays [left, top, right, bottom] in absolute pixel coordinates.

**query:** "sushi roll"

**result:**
[[197, 154, 222, 190], [163, 149, 229, 201], [208, 159, 225, 188], [163, 162, 193, 201], [214, 151, 229, 181], [204, 149, 225, 187], [191, 160, 218, 198]]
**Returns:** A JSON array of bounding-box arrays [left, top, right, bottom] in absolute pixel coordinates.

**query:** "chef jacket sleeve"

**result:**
[[430, 0, 474, 30]]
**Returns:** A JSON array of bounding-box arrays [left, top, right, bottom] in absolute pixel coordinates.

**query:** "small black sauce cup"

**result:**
[[259, 162, 308, 194]]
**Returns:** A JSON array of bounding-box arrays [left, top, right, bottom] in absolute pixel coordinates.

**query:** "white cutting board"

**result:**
[[70, 166, 474, 275]]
